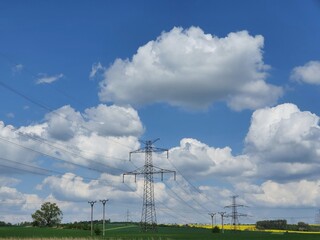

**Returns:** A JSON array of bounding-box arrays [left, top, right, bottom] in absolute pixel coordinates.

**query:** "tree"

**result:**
[[32, 202, 63, 227]]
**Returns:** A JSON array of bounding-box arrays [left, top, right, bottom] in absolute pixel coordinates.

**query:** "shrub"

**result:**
[[212, 226, 220, 233]]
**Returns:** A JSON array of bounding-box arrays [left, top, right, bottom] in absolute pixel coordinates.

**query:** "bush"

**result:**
[[94, 227, 101, 236], [212, 226, 220, 233]]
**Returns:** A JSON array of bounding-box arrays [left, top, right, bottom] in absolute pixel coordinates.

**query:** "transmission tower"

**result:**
[[224, 195, 247, 230], [123, 139, 176, 232], [315, 209, 320, 224]]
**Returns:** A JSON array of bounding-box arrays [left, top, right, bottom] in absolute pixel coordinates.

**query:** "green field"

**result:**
[[1, 224, 320, 240]]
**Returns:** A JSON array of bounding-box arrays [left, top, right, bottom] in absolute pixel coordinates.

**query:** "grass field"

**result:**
[[1, 224, 320, 240]]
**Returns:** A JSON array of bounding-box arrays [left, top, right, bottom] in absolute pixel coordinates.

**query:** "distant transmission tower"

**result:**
[[225, 195, 247, 230], [123, 139, 176, 232], [315, 209, 320, 224]]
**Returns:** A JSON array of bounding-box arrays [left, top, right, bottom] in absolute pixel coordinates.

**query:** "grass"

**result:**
[[1, 224, 320, 240]]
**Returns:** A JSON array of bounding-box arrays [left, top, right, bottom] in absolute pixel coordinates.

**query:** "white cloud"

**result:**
[[0, 176, 20, 186], [84, 104, 144, 137], [169, 138, 256, 180], [0, 104, 142, 176], [12, 64, 24, 73], [3, 101, 320, 222], [36, 73, 64, 84], [239, 180, 320, 208], [98, 26, 282, 110], [39, 172, 142, 204], [291, 61, 320, 85], [89, 62, 105, 80], [0, 185, 43, 223], [0, 121, 40, 170], [245, 103, 320, 181], [43, 104, 144, 141]]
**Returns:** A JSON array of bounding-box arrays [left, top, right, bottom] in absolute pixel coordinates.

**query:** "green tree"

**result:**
[[31, 202, 63, 227]]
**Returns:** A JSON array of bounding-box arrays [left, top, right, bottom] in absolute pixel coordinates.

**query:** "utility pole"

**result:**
[[224, 195, 247, 231], [88, 201, 96, 236], [208, 213, 216, 229], [218, 212, 227, 233], [100, 199, 109, 237], [123, 139, 176, 232]]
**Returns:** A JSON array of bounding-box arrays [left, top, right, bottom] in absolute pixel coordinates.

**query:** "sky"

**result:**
[[1, 0, 320, 225]]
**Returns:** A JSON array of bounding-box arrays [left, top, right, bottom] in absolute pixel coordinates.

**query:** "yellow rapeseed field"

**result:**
[[195, 224, 320, 234]]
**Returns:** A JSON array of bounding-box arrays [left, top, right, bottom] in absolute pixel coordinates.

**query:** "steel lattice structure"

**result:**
[[123, 139, 176, 232], [225, 195, 247, 230]]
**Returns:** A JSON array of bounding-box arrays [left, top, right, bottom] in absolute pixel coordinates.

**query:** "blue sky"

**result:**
[[1, 0, 320, 225]]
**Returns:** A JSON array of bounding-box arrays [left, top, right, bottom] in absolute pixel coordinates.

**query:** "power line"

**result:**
[[162, 181, 209, 222], [166, 157, 222, 209], [0, 79, 135, 151], [0, 133, 128, 176], [122, 181, 193, 224]]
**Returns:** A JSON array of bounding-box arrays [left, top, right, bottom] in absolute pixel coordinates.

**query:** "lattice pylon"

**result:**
[[123, 139, 176, 232]]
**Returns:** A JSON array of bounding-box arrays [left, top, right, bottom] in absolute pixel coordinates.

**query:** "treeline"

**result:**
[[62, 219, 111, 230], [256, 220, 320, 231], [256, 220, 287, 230], [0, 221, 12, 227]]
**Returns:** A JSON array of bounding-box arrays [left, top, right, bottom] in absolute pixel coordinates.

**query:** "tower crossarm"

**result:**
[[123, 165, 176, 182]]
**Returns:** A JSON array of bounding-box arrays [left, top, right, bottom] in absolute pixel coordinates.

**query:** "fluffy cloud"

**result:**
[[0, 104, 143, 175], [238, 180, 320, 207], [43, 104, 144, 140], [245, 103, 320, 181], [38, 172, 213, 223], [0, 184, 43, 223], [291, 61, 320, 85], [0, 121, 40, 170], [98, 27, 282, 110], [3, 101, 320, 221], [169, 138, 256, 180], [84, 104, 144, 137]]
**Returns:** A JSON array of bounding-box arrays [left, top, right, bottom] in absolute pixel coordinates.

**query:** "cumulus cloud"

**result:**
[[245, 103, 320, 181], [3, 101, 320, 220], [98, 26, 282, 110], [36, 73, 64, 84], [83, 104, 144, 137], [0, 184, 43, 222], [0, 104, 143, 176], [39, 173, 141, 202], [169, 138, 256, 180], [43, 104, 144, 141], [0, 121, 40, 170], [291, 61, 320, 85], [238, 180, 320, 207]]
